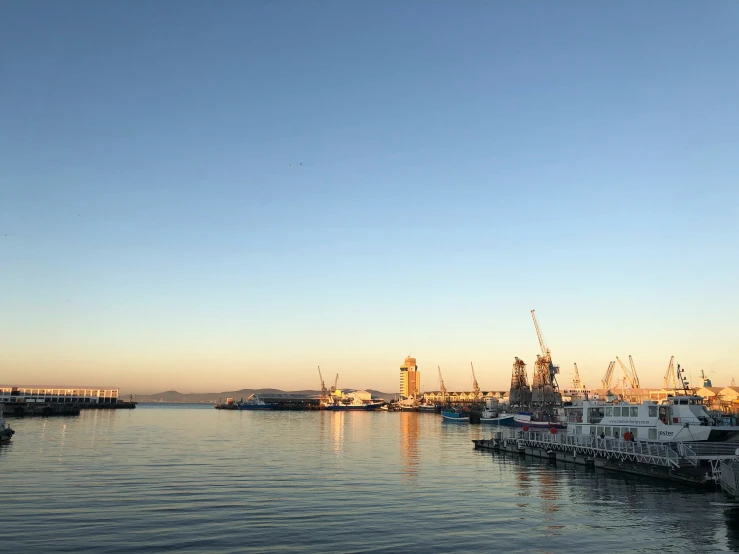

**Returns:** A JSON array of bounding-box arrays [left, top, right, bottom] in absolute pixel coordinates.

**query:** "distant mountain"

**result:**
[[129, 388, 397, 403]]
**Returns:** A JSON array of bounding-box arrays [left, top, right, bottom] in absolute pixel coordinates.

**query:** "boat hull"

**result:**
[[323, 402, 384, 411], [441, 411, 469, 422], [513, 415, 564, 429], [237, 404, 276, 410], [419, 405, 439, 413], [480, 415, 515, 425]]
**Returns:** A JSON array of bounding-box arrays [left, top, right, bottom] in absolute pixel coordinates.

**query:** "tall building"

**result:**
[[399, 356, 420, 399]]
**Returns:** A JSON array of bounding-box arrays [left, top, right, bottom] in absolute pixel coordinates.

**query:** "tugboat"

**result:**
[[0, 417, 15, 443]]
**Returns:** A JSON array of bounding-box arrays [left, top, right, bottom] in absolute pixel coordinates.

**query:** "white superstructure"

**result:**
[[563, 394, 739, 443]]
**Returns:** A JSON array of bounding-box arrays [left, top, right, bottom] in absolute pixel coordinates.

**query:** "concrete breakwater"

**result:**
[[2, 401, 136, 417]]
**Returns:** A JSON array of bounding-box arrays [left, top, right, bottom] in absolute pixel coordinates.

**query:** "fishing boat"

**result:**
[[419, 403, 438, 413], [441, 408, 469, 422], [398, 397, 419, 412], [0, 417, 15, 443], [480, 406, 515, 425], [513, 411, 564, 429]]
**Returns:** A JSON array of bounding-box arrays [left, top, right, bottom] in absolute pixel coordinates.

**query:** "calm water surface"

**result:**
[[4, 405, 739, 552]]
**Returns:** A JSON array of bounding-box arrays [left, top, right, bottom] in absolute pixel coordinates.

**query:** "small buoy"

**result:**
[[661, 417, 667, 424], [523, 425, 529, 432], [550, 427, 558, 434]]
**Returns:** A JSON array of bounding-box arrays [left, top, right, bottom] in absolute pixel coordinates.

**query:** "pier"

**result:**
[[474, 428, 739, 487]]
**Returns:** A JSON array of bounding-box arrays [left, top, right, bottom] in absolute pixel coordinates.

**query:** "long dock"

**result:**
[[474, 429, 739, 487]]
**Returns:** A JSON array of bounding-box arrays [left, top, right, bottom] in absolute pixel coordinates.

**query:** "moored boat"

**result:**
[[322, 394, 385, 411], [215, 395, 276, 410], [419, 403, 439, 413], [441, 408, 469, 422], [480, 406, 515, 425], [563, 394, 739, 442], [0, 417, 14, 443], [514, 411, 564, 429]]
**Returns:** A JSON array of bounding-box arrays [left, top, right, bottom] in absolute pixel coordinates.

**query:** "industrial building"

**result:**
[[0, 385, 120, 405]]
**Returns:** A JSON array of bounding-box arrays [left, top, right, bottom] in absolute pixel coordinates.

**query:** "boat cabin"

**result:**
[[563, 395, 719, 443]]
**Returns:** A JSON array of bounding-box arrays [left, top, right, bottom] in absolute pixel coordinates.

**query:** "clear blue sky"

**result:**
[[1, 1, 737, 394]]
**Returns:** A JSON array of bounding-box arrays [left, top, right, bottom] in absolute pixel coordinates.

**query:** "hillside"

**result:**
[[130, 388, 397, 403]]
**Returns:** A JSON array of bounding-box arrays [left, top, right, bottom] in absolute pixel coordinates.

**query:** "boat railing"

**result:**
[[719, 461, 739, 496], [505, 429, 682, 467], [682, 442, 739, 459], [676, 443, 699, 466]]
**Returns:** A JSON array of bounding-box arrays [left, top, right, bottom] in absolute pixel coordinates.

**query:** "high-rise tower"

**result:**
[[399, 356, 420, 399]]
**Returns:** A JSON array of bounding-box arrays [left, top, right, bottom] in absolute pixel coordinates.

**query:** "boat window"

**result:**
[[606, 407, 612, 417], [630, 427, 638, 439], [649, 428, 657, 440], [689, 399, 696, 405], [614, 407, 621, 417], [576, 425, 582, 435], [605, 427, 612, 437], [613, 428, 620, 439], [589, 407, 604, 424], [630, 407, 638, 417], [649, 406, 657, 417], [597, 426, 604, 436], [680, 400, 688, 405]]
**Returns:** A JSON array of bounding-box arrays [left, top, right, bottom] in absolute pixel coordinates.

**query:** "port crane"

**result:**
[[531, 309, 560, 390], [330, 374, 339, 394], [616, 356, 640, 389], [438, 366, 447, 404], [663, 356, 676, 389], [572, 363, 584, 390], [470, 362, 481, 403], [317, 366, 328, 403], [601, 361, 616, 390]]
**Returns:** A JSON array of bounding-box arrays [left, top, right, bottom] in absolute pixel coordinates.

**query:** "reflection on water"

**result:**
[[724, 505, 739, 550], [1, 406, 738, 553], [399, 412, 419, 480], [330, 411, 344, 453]]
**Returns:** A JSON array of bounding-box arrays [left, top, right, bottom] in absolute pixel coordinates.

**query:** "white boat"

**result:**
[[563, 394, 739, 443], [322, 394, 384, 411]]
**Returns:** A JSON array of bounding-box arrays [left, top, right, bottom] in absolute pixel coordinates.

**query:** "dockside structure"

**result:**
[[0, 385, 121, 405]]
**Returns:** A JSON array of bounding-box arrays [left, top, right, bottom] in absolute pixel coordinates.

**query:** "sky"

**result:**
[[1, 1, 738, 395]]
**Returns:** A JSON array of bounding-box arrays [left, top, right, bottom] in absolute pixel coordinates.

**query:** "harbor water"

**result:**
[[3, 405, 739, 552]]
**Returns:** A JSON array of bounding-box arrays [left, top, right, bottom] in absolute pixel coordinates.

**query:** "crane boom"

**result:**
[[573, 363, 582, 390], [470, 362, 481, 402], [333, 373, 339, 392], [628, 355, 640, 389], [663, 356, 676, 389], [531, 310, 548, 357], [438, 366, 447, 402], [616, 356, 638, 388], [601, 361, 616, 389], [317, 366, 327, 402]]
